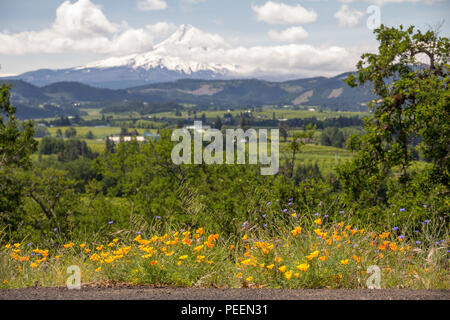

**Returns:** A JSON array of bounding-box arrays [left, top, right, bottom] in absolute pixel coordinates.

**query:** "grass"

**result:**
[[1, 207, 448, 290], [47, 127, 138, 139]]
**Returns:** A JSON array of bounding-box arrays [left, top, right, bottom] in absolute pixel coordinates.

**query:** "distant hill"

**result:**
[[128, 74, 374, 110], [1, 74, 375, 119]]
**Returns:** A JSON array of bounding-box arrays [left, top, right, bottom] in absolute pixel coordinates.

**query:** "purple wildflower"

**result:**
[[262, 214, 267, 218], [266, 202, 271, 206], [339, 211, 344, 214], [314, 213, 319, 217], [27, 243, 32, 246], [324, 215, 329, 219], [282, 209, 287, 213], [399, 208, 405, 212], [416, 241, 422, 245], [156, 216, 161, 220], [108, 221, 114, 225], [263, 224, 268, 227], [392, 227, 399, 231]]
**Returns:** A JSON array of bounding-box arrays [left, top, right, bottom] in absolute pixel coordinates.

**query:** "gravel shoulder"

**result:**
[[0, 286, 449, 300]]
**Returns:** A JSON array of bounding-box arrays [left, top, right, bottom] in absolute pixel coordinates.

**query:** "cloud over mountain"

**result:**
[[251, 1, 318, 25], [137, 0, 168, 11], [268, 26, 309, 42], [0, 0, 174, 56], [334, 5, 365, 28]]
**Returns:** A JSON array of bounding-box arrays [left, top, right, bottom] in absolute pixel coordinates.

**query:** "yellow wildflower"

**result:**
[[389, 242, 398, 251], [296, 263, 310, 272], [291, 226, 302, 237]]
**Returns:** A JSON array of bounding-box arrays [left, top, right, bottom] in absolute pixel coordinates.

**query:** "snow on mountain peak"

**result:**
[[77, 24, 238, 76]]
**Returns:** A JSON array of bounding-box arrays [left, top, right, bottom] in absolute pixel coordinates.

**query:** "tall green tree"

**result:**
[[0, 83, 38, 223], [338, 25, 449, 204]]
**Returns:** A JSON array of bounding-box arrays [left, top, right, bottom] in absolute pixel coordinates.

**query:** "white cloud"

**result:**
[[146, 25, 363, 78], [252, 1, 317, 25], [137, 0, 167, 11], [0, 0, 175, 56], [181, 0, 207, 3], [52, 0, 119, 37], [334, 5, 365, 28], [340, 0, 441, 4], [369, 0, 441, 4], [268, 26, 309, 42]]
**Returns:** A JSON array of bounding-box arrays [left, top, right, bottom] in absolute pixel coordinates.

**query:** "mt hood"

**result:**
[[9, 25, 241, 89]]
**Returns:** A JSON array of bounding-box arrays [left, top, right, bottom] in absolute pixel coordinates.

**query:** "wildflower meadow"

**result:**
[[1, 200, 448, 290]]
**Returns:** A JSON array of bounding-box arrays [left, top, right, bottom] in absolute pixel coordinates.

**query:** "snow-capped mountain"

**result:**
[[8, 25, 241, 89]]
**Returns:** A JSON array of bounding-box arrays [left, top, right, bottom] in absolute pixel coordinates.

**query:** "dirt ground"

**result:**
[[0, 286, 449, 300]]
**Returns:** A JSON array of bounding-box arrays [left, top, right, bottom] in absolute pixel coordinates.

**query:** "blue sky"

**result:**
[[0, 0, 449, 77]]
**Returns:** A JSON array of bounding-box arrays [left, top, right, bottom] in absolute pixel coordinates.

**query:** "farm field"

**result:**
[[46, 126, 148, 139], [147, 109, 369, 121]]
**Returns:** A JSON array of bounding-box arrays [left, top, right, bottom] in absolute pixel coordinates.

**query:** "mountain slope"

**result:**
[[3, 73, 375, 119]]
